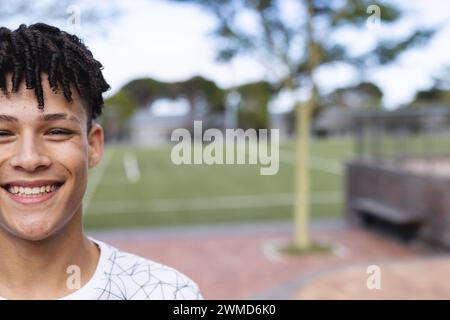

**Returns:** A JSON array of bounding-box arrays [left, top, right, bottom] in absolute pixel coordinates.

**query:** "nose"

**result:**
[[9, 133, 52, 172]]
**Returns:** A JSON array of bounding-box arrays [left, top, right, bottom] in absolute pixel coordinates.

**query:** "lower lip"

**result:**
[[3, 186, 61, 204]]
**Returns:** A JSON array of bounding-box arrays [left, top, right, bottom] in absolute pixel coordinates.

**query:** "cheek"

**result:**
[[45, 141, 89, 228], [51, 141, 89, 195], [56, 140, 89, 170]]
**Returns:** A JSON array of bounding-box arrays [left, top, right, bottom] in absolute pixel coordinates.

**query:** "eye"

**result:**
[[0, 130, 14, 137], [47, 128, 74, 136]]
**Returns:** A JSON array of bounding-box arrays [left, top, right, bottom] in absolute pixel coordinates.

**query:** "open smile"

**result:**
[[1, 180, 64, 204]]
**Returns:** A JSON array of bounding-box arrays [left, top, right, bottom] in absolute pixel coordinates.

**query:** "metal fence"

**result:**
[[347, 107, 450, 248], [353, 107, 450, 165]]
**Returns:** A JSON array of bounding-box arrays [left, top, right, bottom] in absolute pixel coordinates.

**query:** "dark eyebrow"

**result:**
[[0, 113, 81, 124], [0, 115, 18, 122], [40, 113, 80, 124]]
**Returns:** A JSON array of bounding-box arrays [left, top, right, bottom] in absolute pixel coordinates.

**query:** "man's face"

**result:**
[[0, 74, 103, 241]]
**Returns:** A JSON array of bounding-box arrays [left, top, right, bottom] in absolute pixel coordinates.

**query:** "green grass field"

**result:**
[[83, 137, 355, 229]]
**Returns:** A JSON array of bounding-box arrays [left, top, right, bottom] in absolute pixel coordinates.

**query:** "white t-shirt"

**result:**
[[1, 238, 203, 300]]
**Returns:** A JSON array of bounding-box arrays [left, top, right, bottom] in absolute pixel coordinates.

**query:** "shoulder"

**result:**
[[93, 239, 203, 300]]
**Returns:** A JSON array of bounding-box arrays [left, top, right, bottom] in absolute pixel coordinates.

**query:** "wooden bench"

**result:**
[[352, 198, 424, 225]]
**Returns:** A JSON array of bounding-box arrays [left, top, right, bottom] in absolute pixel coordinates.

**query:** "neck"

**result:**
[[0, 209, 99, 299]]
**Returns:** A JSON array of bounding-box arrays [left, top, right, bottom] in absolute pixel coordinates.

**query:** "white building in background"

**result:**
[[269, 111, 293, 141], [129, 97, 226, 146], [129, 98, 189, 147]]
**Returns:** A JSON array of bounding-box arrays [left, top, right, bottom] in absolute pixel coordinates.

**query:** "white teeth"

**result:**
[[6, 184, 60, 196]]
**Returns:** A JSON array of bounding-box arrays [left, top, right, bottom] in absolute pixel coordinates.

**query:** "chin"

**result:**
[[0, 203, 80, 242], [1, 214, 60, 242], [13, 222, 55, 241]]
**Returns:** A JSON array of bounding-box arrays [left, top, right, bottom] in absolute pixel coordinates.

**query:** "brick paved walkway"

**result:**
[[294, 256, 450, 299], [89, 220, 449, 299]]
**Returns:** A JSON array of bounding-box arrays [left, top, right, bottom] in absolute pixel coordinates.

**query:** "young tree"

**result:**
[[172, 0, 434, 249]]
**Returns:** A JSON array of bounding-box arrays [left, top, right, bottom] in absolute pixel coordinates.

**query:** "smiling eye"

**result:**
[[47, 128, 73, 135], [0, 130, 13, 137]]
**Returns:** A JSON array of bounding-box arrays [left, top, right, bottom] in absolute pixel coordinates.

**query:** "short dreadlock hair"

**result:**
[[0, 23, 110, 129]]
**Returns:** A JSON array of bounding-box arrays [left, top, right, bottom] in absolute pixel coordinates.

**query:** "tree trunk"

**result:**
[[293, 98, 312, 248], [292, 0, 319, 249]]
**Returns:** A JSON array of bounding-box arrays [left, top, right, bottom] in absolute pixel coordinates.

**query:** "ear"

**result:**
[[87, 123, 104, 168]]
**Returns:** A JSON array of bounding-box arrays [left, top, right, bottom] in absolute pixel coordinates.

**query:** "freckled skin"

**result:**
[[0, 73, 103, 241]]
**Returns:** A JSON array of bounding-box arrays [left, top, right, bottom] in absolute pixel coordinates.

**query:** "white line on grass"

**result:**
[[83, 148, 113, 213], [280, 152, 343, 175], [87, 190, 343, 214], [123, 152, 141, 183]]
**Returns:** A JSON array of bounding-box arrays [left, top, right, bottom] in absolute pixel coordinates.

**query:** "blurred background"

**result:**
[[4, 0, 450, 299]]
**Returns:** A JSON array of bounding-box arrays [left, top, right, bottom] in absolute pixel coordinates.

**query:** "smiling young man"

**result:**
[[0, 23, 202, 300]]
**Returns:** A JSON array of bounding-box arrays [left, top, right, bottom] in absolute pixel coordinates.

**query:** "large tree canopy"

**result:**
[[172, 0, 434, 96]]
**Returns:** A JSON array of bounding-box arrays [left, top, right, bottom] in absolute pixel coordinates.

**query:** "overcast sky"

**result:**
[[4, 0, 450, 111]]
